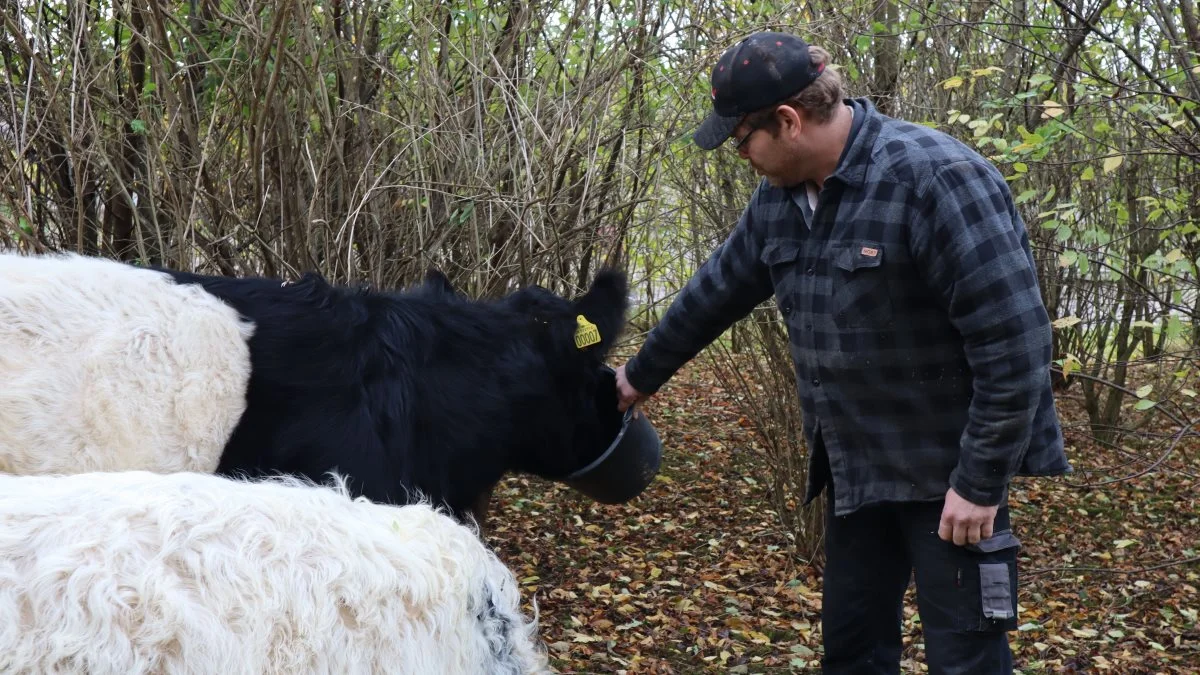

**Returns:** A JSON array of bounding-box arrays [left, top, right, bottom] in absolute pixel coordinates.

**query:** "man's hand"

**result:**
[[615, 363, 648, 412], [938, 487, 999, 546]]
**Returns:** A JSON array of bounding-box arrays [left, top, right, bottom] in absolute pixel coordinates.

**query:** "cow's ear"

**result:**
[[421, 268, 457, 297], [571, 269, 629, 353]]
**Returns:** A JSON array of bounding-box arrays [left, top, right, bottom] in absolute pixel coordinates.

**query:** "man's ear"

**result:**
[[776, 104, 805, 137]]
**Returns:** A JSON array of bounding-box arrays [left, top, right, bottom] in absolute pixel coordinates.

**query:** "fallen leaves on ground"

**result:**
[[484, 357, 1199, 673]]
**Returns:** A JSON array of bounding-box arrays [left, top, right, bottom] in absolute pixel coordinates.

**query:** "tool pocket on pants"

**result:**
[[959, 529, 1021, 632]]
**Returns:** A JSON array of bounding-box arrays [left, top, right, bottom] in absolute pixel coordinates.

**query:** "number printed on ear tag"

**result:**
[[574, 315, 601, 349]]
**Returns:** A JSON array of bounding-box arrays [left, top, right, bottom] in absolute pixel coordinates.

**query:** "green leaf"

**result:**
[[1114, 539, 1137, 548], [1016, 189, 1038, 204], [1016, 126, 1042, 143], [1103, 155, 1124, 173], [1135, 385, 1153, 398], [130, 119, 147, 134], [1081, 166, 1095, 181], [1134, 399, 1157, 411], [1167, 316, 1184, 341]]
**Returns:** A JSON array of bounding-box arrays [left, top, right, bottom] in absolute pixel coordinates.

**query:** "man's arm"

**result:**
[[912, 158, 1053, 509], [622, 194, 775, 400]]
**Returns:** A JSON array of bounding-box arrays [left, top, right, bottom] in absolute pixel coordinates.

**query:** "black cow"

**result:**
[[156, 265, 630, 525]]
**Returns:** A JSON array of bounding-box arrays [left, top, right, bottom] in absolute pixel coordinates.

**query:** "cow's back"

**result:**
[[158, 270, 411, 500], [0, 252, 254, 474]]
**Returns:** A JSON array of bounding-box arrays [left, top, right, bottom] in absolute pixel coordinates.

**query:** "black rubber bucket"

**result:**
[[564, 366, 663, 504]]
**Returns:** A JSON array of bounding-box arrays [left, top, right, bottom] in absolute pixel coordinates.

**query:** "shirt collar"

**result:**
[[826, 97, 878, 188]]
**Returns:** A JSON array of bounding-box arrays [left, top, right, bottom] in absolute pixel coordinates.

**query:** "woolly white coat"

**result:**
[[0, 252, 253, 475], [0, 470, 551, 674]]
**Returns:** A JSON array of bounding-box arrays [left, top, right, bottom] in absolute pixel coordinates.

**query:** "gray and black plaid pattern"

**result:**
[[626, 98, 1070, 516]]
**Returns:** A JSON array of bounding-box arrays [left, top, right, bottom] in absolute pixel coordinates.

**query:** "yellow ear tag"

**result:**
[[574, 314, 602, 349]]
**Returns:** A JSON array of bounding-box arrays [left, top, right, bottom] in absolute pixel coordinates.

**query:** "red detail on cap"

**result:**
[[743, 59, 750, 65], [776, 41, 783, 46], [711, 88, 717, 98], [719, 65, 724, 71]]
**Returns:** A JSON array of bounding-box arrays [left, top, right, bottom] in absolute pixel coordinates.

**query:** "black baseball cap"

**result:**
[[694, 32, 826, 150]]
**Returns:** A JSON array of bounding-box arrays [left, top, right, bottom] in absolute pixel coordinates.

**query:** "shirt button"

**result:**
[[811, 378, 821, 386], [806, 267, 815, 275], [781, 302, 792, 315]]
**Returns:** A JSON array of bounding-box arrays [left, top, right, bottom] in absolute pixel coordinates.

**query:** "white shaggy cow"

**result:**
[[0, 470, 551, 675], [0, 252, 252, 475]]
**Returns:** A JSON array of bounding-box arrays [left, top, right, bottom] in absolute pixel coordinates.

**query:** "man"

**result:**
[[614, 31, 1070, 674]]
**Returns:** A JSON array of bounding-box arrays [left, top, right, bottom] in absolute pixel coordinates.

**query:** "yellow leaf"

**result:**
[[1052, 316, 1082, 329], [1103, 155, 1124, 173], [942, 76, 965, 89], [745, 630, 772, 644], [1042, 100, 1065, 118]]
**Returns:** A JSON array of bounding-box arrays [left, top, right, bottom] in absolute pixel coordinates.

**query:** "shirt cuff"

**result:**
[[623, 354, 665, 396], [949, 466, 1008, 507]]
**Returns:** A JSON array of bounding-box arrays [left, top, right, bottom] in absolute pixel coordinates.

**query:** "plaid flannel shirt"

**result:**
[[626, 97, 1070, 516]]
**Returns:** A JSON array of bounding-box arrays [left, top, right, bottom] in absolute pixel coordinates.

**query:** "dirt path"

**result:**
[[485, 358, 1199, 674]]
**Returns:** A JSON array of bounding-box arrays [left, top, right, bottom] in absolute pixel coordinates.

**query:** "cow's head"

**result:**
[[499, 270, 630, 479]]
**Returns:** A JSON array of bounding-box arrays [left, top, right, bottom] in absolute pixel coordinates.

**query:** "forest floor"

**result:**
[[484, 355, 1199, 674]]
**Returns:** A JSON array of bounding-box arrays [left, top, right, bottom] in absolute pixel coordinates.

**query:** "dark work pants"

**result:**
[[818, 462, 1020, 674]]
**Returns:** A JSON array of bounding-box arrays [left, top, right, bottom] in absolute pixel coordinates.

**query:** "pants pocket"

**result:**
[[979, 562, 1015, 620], [961, 529, 1021, 632]]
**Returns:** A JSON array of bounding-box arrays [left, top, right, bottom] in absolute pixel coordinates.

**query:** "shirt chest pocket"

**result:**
[[760, 238, 804, 292], [831, 241, 894, 329]]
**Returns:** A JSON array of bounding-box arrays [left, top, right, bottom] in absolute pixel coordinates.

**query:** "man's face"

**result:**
[[729, 107, 807, 188]]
